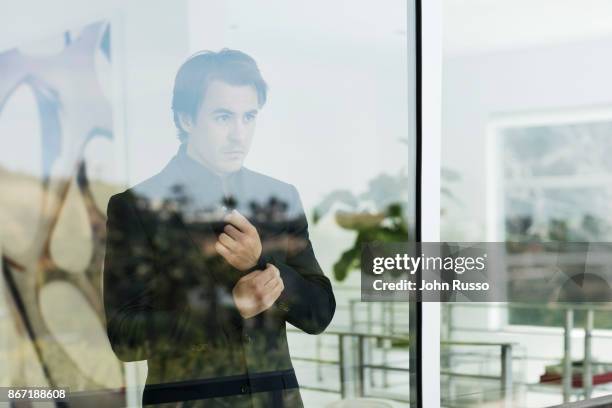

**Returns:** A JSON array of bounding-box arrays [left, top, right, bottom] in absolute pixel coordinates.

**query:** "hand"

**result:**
[[232, 264, 284, 319], [215, 210, 262, 271]]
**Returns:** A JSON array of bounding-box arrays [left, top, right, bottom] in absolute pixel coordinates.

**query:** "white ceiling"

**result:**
[[444, 0, 612, 57]]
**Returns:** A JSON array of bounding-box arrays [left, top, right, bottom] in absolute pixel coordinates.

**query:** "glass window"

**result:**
[[0, 1, 418, 406], [441, 1, 612, 406]]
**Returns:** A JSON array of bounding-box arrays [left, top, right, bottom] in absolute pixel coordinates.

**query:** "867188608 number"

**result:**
[[6, 388, 67, 401]]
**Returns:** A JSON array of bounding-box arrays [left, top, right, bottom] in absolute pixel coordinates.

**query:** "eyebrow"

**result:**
[[209, 108, 259, 115], [211, 108, 234, 115]]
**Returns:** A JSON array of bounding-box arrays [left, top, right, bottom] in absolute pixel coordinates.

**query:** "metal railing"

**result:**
[[548, 393, 612, 408], [288, 328, 411, 402], [288, 327, 514, 404], [443, 302, 612, 404]]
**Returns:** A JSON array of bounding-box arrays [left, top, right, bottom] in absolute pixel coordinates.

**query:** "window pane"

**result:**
[[0, 1, 417, 406], [442, 1, 612, 406]]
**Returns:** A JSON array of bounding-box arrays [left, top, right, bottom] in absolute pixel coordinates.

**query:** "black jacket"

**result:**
[[103, 145, 336, 407]]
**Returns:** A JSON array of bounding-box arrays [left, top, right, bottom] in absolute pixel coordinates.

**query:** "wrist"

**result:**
[[246, 253, 268, 272]]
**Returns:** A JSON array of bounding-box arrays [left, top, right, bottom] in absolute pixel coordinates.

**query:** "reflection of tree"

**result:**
[[503, 123, 612, 248], [311, 138, 414, 281], [506, 213, 612, 253], [504, 123, 612, 178], [251, 197, 288, 224], [106, 186, 296, 383], [313, 172, 410, 281]]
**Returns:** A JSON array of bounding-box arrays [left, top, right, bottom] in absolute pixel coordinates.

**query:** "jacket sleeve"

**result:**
[[273, 186, 336, 335], [103, 193, 234, 362]]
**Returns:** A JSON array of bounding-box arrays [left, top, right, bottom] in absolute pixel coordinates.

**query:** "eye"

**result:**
[[244, 112, 257, 122], [215, 114, 231, 123]]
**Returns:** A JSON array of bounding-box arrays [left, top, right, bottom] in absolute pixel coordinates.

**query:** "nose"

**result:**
[[228, 117, 249, 142]]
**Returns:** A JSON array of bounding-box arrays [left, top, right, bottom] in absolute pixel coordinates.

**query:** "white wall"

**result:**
[[442, 29, 612, 406], [442, 37, 612, 241], [444, 0, 612, 57]]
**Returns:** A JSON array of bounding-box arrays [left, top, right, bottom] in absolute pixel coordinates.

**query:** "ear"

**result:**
[[178, 113, 195, 134]]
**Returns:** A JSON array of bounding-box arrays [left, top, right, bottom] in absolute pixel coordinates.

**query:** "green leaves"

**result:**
[[330, 204, 409, 281]]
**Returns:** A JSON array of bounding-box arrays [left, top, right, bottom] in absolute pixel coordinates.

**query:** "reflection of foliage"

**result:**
[[506, 213, 612, 253], [313, 172, 410, 224], [314, 138, 414, 281], [313, 170, 410, 281], [332, 204, 408, 281], [250, 197, 289, 223], [106, 186, 300, 384], [549, 219, 569, 242]]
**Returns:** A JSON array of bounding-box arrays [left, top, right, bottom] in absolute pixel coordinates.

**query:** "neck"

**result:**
[[184, 143, 236, 179]]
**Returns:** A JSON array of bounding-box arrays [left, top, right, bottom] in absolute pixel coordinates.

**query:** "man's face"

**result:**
[[185, 80, 259, 174]]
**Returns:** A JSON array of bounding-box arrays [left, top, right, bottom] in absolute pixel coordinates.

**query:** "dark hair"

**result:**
[[172, 49, 268, 142]]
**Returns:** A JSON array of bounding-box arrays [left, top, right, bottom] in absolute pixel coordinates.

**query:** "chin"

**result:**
[[218, 162, 243, 174]]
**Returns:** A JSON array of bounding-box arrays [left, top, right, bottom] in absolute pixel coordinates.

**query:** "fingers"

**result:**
[[238, 269, 262, 282], [223, 224, 242, 240], [267, 275, 284, 292], [260, 276, 284, 308], [254, 266, 283, 308], [266, 278, 285, 304], [233, 266, 284, 318], [252, 264, 279, 287], [215, 241, 231, 259], [218, 232, 236, 249], [224, 210, 255, 234], [239, 266, 282, 296], [264, 267, 281, 287], [237, 265, 274, 284]]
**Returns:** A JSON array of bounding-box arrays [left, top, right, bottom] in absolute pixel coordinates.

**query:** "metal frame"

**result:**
[[413, 0, 443, 406]]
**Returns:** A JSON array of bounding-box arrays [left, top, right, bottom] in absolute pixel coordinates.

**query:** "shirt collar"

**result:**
[[173, 143, 244, 196]]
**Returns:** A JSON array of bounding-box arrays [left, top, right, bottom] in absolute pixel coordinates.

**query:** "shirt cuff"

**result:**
[[246, 254, 269, 273]]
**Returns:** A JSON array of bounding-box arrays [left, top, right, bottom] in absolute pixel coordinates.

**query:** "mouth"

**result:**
[[222, 151, 244, 161]]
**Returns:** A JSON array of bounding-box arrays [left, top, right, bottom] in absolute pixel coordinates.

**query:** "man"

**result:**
[[103, 49, 336, 407]]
